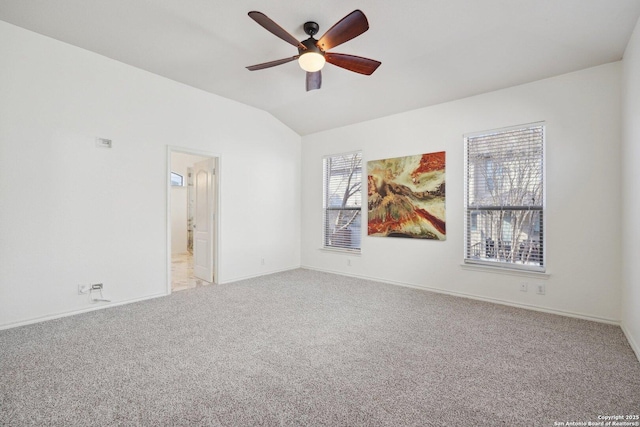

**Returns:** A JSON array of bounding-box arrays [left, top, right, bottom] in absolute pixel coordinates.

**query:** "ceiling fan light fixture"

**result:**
[[246, 11, 381, 89], [298, 51, 325, 72]]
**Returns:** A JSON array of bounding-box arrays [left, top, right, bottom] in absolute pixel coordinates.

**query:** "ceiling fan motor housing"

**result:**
[[299, 37, 324, 56]]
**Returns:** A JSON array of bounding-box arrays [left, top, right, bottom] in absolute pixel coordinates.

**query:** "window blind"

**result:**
[[323, 152, 362, 251], [464, 124, 545, 271]]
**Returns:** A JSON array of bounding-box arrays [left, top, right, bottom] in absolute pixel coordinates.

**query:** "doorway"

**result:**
[[168, 148, 219, 293]]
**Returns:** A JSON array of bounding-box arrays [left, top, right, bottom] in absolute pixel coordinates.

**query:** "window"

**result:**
[[170, 172, 184, 186], [323, 151, 362, 251], [464, 123, 545, 272]]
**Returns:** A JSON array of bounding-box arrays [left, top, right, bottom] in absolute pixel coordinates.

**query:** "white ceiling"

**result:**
[[1, 0, 639, 135]]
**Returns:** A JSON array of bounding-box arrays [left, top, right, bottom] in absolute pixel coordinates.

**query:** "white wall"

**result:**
[[0, 21, 301, 328], [621, 17, 640, 357], [301, 62, 622, 323]]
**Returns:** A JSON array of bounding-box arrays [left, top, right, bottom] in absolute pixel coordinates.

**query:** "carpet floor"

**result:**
[[1, 269, 639, 426]]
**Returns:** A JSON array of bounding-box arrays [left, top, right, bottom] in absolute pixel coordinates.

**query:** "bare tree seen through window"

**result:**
[[324, 153, 362, 250], [466, 126, 544, 269]]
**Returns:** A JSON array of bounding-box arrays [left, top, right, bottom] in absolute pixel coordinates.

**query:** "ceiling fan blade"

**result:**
[[317, 10, 369, 51], [248, 11, 306, 50], [325, 53, 381, 75], [306, 71, 322, 91], [246, 56, 299, 71]]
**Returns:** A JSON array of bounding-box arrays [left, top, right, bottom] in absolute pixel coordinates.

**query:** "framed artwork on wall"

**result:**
[[368, 151, 446, 240]]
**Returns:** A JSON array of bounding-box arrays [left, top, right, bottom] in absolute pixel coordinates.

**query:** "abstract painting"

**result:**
[[368, 151, 446, 240]]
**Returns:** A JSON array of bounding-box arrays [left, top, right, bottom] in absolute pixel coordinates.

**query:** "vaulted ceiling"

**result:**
[[1, 0, 639, 135]]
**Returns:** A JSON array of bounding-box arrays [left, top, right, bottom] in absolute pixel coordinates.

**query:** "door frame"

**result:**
[[166, 146, 220, 294]]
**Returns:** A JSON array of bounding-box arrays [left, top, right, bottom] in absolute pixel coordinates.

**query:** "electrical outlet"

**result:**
[[261, 258, 265, 266], [536, 283, 546, 295], [520, 282, 528, 292], [78, 284, 103, 294], [347, 259, 351, 266]]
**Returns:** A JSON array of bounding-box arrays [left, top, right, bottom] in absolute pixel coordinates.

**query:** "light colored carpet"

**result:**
[[1, 269, 639, 426]]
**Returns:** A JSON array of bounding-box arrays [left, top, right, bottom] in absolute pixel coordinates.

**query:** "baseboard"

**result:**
[[301, 265, 621, 325], [0, 266, 301, 331], [219, 266, 301, 285], [0, 292, 168, 331], [621, 323, 640, 362]]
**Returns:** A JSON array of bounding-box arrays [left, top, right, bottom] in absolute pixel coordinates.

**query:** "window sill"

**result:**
[[460, 262, 550, 279], [319, 247, 362, 256]]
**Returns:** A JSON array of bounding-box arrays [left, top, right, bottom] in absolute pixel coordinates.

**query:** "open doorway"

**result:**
[[168, 148, 219, 293]]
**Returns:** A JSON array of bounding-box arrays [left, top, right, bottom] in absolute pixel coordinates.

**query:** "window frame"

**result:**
[[322, 151, 363, 253], [464, 122, 546, 273], [170, 172, 184, 187]]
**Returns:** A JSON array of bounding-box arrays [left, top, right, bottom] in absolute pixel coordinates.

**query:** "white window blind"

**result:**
[[464, 123, 545, 271], [323, 152, 362, 251]]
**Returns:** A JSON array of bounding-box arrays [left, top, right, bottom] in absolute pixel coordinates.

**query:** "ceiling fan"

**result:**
[[246, 10, 381, 91]]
